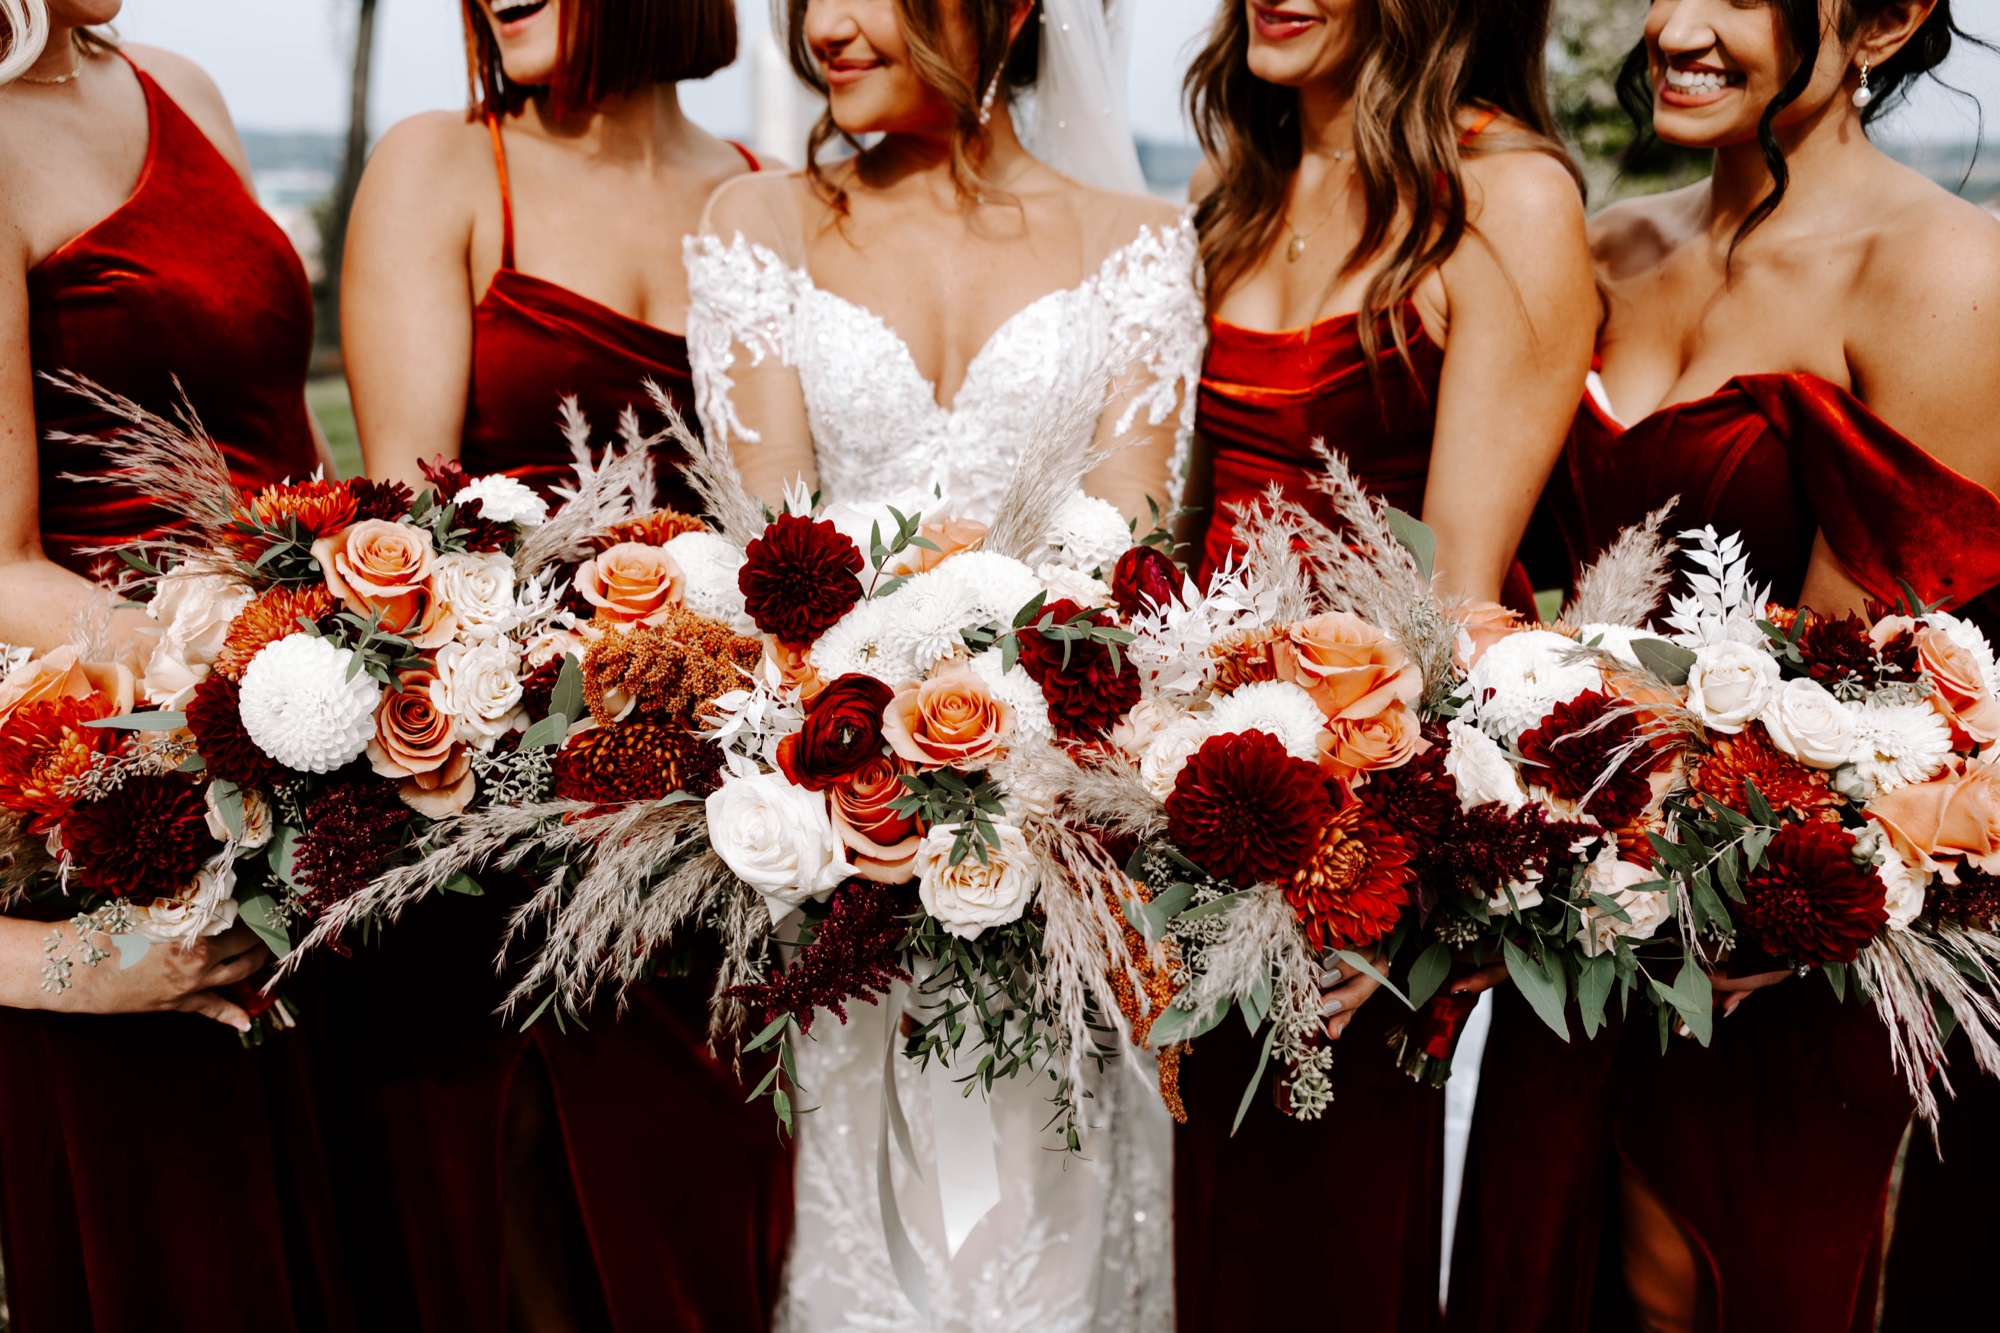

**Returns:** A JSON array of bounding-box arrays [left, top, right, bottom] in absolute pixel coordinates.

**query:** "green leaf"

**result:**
[[1824, 960, 1847, 1002], [442, 872, 484, 897], [1631, 637, 1698, 687], [83, 711, 188, 731], [1332, 948, 1412, 1009], [1175, 890, 1249, 923], [237, 890, 292, 959], [1503, 937, 1572, 1041], [1406, 940, 1452, 1009], [1384, 506, 1436, 580], [745, 1014, 790, 1053], [1657, 955, 1713, 1045], [1231, 1021, 1279, 1136], [210, 779, 246, 841], [518, 714, 568, 751], [1241, 967, 1274, 1033], [115, 547, 161, 576], [1011, 591, 1049, 630], [549, 653, 585, 725], [1577, 952, 1615, 1038]]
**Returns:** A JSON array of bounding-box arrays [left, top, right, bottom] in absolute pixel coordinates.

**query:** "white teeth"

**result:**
[[1665, 68, 1730, 92], [492, 0, 544, 16]]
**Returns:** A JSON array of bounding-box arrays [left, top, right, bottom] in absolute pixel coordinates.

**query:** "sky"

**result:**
[[115, 0, 2000, 147]]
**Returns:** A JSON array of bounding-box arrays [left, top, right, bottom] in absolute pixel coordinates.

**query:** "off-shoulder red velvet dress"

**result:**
[[0, 58, 351, 1333], [316, 118, 791, 1333], [1452, 373, 2000, 1331], [1178, 307, 1463, 1333]]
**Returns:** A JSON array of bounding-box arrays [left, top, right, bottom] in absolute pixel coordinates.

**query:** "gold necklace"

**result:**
[[1283, 146, 1350, 263], [18, 59, 84, 86]]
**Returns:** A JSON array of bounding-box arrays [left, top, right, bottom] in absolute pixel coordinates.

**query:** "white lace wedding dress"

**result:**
[[683, 173, 1206, 1333]]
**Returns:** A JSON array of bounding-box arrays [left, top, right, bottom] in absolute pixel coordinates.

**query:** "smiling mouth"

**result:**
[[821, 57, 884, 86], [1252, 5, 1324, 40], [490, 0, 548, 25], [1661, 65, 1743, 99]]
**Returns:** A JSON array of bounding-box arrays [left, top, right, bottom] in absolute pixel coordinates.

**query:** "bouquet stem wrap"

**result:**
[[1390, 989, 1482, 1087]]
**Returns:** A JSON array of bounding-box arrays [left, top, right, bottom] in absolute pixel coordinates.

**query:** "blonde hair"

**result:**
[[0, 0, 49, 85]]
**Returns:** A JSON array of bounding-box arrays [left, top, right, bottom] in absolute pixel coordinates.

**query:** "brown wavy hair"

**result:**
[[1186, 0, 1580, 359], [784, 0, 1048, 210]]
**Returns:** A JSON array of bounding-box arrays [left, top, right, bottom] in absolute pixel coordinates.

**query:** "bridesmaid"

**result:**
[[1174, 2, 1593, 1330], [1475, 1, 2000, 1329], [0, 8, 353, 1332], [334, 3, 789, 1331]]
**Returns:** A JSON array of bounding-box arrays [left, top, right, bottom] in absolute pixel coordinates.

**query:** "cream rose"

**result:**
[[1140, 713, 1215, 803], [1856, 826, 1929, 931], [429, 640, 524, 749], [1758, 677, 1856, 769], [141, 571, 253, 709], [204, 784, 274, 850], [576, 541, 684, 627], [430, 551, 520, 641], [915, 822, 1041, 940], [134, 854, 240, 944], [706, 772, 854, 921], [1686, 640, 1781, 735], [1442, 718, 1529, 812], [0, 644, 135, 725], [1578, 853, 1670, 956]]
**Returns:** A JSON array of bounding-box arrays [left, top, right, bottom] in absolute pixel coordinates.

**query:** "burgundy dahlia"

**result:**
[[1167, 729, 1332, 888], [1017, 599, 1143, 740], [1796, 612, 1879, 692], [777, 674, 896, 791], [738, 513, 866, 643], [61, 771, 218, 901], [1737, 821, 1888, 965], [186, 675, 287, 788], [1516, 689, 1658, 829], [1111, 545, 1181, 619], [348, 477, 415, 523]]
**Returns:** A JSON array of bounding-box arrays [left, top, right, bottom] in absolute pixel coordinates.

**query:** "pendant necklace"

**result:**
[[1284, 146, 1352, 264]]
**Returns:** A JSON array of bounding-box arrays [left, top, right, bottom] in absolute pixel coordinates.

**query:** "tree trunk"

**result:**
[[318, 0, 379, 350]]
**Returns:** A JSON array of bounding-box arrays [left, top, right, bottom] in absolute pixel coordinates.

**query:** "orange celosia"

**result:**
[[581, 605, 764, 726], [1102, 879, 1187, 1123]]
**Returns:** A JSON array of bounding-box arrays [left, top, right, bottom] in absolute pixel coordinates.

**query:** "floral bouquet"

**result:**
[[1501, 524, 2000, 1116], [0, 375, 566, 1034]]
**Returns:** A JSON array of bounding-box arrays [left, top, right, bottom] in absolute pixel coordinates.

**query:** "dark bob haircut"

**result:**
[[461, 0, 737, 120]]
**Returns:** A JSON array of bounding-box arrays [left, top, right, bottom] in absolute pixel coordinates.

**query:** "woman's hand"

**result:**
[[0, 916, 271, 1031], [1707, 966, 1791, 1019], [1318, 949, 1385, 1039]]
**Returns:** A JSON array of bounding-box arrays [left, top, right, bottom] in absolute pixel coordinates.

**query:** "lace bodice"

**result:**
[[685, 205, 1205, 522]]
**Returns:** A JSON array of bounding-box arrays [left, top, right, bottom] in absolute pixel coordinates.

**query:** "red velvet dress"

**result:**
[[318, 119, 791, 1333], [1452, 373, 2000, 1332], [0, 59, 349, 1333], [455, 114, 742, 515], [1178, 309, 1458, 1333]]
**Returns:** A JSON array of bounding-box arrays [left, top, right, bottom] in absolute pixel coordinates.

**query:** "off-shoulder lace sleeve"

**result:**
[[1090, 212, 1208, 506], [683, 229, 808, 448]]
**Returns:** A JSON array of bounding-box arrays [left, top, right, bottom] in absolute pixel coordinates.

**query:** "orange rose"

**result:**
[[890, 515, 989, 575], [1455, 601, 1524, 672], [366, 670, 473, 816], [1916, 627, 2000, 746], [831, 755, 923, 884], [1316, 701, 1423, 783], [1272, 612, 1422, 720], [1867, 757, 2000, 879], [764, 635, 826, 703], [312, 520, 439, 638], [576, 541, 684, 627], [881, 666, 1013, 769], [0, 645, 134, 726]]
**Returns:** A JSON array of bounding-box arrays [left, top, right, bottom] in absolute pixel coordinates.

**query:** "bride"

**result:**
[[684, 0, 1202, 1327]]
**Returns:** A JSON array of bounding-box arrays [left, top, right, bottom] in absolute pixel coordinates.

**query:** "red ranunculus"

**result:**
[[1167, 729, 1333, 888], [1016, 599, 1142, 740], [1112, 546, 1181, 619], [738, 513, 866, 643], [1737, 821, 1889, 965], [61, 771, 218, 902], [1516, 689, 1658, 828], [776, 673, 896, 791]]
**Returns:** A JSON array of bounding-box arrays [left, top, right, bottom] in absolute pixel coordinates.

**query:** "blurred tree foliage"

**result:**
[[1550, 0, 1710, 204]]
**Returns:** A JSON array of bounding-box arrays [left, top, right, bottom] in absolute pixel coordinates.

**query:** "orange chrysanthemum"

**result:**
[[591, 510, 707, 551], [238, 477, 357, 538], [0, 694, 117, 831], [1286, 799, 1415, 952], [215, 584, 339, 680], [550, 722, 725, 804], [1207, 625, 1284, 693], [1692, 723, 1839, 819], [1764, 604, 1800, 633], [581, 605, 764, 726]]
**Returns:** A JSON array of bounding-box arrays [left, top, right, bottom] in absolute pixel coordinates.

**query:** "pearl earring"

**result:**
[[1852, 58, 1873, 109], [978, 67, 1003, 126]]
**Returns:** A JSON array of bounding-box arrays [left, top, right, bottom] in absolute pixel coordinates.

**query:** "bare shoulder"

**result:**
[[1062, 181, 1185, 256], [1588, 183, 1704, 282], [701, 166, 812, 236], [1187, 157, 1221, 205], [367, 110, 490, 187], [122, 43, 250, 182], [1462, 145, 1584, 229], [1857, 172, 2000, 319]]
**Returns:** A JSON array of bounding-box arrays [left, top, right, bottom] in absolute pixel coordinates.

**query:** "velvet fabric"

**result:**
[[27, 62, 318, 577], [457, 118, 760, 515], [1196, 307, 1537, 616], [0, 58, 350, 1333], [1880, 1036, 2000, 1330], [1453, 371, 2000, 1331]]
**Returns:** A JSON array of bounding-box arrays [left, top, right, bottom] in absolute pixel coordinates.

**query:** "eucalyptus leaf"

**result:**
[[1175, 890, 1249, 923], [83, 711, 188, 731], [1231, 1022, 1279, 1136], [549, 653, 585, 725], [518, 714, 568, 751], [1384, 506, 1436, 580], [238, 890, 293, 958], [1631, 637, 1697, 687], [211, 779, 246, 841], [1503, 937, 1571, 1041], [1407, 940, 1452, 1010], [1332, 949, 1412, 1009], [1577, 951, 1615, 1038]]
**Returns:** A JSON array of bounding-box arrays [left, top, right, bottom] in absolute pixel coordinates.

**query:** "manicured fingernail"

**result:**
[[1319, 997, 1343, 1017], [1319, 967, 1341, 985], [234, 1017, 251, 1033]]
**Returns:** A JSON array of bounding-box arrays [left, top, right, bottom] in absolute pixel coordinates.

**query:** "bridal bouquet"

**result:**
[[1516, 524, 2000, 1116], [0, 376, 565, 1032]]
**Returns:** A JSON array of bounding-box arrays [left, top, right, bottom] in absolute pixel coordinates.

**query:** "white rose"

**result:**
[[520, 623, 587, 671], [204, 784, 274, 850], [1486, 874, 1544, 917], [134, 854, 240, 944], [705, 773, 853, 923], [141, 571, 253, 709], [1443, 718, 1529, 812], [1140, 714, 1215, 802], [430, 551, 520, 641], [1685, 640, 1781, 734], [915, 822, 1041, 940], [430, 640, 525, 749], [1857, 826, 1929, 932], [1578, 852, 1669, 956], [452, 474, 549, 526], [1758, 677, 1856, 770], [1034, 562, 1114, 610]]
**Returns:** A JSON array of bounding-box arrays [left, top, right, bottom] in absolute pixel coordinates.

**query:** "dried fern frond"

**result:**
[[1565, 502, 1678, 627]]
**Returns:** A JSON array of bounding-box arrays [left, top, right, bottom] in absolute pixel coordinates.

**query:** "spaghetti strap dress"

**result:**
[[0, 56, 351, 1333], [312, 117, 791, 1333], [1454, 372, 2000, 1331]]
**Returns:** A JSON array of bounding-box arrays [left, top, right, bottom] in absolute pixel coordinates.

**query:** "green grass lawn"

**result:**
[[307, 375, 362, 480]]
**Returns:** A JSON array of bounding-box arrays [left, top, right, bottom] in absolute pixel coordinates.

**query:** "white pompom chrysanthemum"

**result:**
[[237, 634, 382, 773], [1844, 696, 1953, 798], [810, 601, 919, 686], [880, 574, 980, 673], [662, 530, 751, 631], [1045, 493, 1133, 573], [1576, 623, 1648, 668], [1206, 680, 1325, 763], [970, 648, 1053, 744], [453, 474, 549, 526], [1465, 629, 1603, 744], [930, 551, 1045, 626]]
